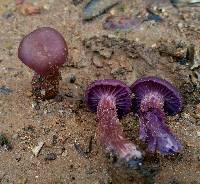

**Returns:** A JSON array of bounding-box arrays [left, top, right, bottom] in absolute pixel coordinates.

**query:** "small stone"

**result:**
[[23, 125, 35, 132], [15, 154, 21, 162], [56, 147, 65, 155], [62, 150, 68, 157], [0, 86, 13, 95], [0, 171, 5, 182], [99, 49, 113, 59], [5, 42, 13, 50], [197, 103, 200, 112], [77, 58, 91, 68], [16, 176, 27, 184], [92, 55, 103, 68], [197, 131, 200, 137], [32, 101, 40, 110], [68, 74, 76, 83], [45, 153, 57, 161], [41, 89, 45, 96], [52, 135, 58, 145], [111, 67, 126, 76], [0, 133, 12, 150], [178, 22, 183, 29], [25, 90, 32, 97], [72, 0, 83, 6], [43, 4, 50, 10], [85, 166, 94, 175], [168, 179, 179, 184], [32, 141, 44, 157], [20, 3, 41, 16], [16, 0, 25, 5], [12, 133, 19, 140], [2, 11, 14, 19]]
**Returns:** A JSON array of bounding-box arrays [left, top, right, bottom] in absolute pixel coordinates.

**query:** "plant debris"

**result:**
[[83, 0, 120, 20]]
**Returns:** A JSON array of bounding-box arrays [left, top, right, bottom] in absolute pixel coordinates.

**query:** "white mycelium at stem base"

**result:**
[[97, 95, 142, 161]]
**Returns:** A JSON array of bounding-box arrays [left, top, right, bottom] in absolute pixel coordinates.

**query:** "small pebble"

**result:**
[[32, 141, 44, 157], [16, 0, 25, 5], [99, 49, 113, 59], [16, 176, 27, 184], [147, 10, 163, 22], [68, 74, 76, 83], [85, 167, 94, 175], [15, 154, 21, 162], [2, 11, 14, 19], [0, 133, 12, 150], [62, 150, 68, 157], [43, 4, 50, 10], [12, 133, 19, 140], [45, 153, 57, 161], [25, 90, 32, 97], [72, 0, 83, 5], [168, 179, 179, 184], [92, 55, 103, 68], [197, 131, 200, 137], [20, 3, 41, 15], [0, 86, 13, 95], [32, 101, 40, 110], [178, 22, 183, 29], [52, 135, 58, 145]]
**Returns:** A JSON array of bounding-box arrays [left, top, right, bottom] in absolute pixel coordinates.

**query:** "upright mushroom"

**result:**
[[130, 76, 183, 154], [18, 27, 68, 99], [85, 79, 142, 165]]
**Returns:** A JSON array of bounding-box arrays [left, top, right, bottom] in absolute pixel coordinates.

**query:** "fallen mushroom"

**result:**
[[85, 79, 142, 166], [18, 27, 68, 99], [130, 76, 183, 154]]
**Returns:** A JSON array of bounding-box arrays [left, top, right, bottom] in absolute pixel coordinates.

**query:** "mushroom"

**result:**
[[130, 76, 183, 154], [18, 27, 68, 99], [85, 79, 142, 166]]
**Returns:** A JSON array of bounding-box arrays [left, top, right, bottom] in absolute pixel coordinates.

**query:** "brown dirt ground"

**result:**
[[0, 0, 200, 184]]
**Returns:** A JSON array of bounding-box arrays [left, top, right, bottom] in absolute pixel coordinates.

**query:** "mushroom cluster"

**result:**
[[85, 77, 183, 164], [18, 27, 183, 166]]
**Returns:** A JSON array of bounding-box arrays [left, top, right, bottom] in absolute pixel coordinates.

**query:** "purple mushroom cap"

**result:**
[[18, 27, 68, 76], [130, 76, 183, 115], [85, 79, 132, 117]]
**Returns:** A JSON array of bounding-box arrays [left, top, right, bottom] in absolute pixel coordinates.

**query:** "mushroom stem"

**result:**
[[139, 92, 182, 153], [97, 95, 142, 162], [32, 71, 61, 100]]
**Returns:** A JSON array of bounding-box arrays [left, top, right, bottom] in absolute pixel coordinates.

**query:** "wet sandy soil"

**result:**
[[0, 0, 200, 183]]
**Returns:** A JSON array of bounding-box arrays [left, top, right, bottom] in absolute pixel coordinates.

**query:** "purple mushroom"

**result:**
[[130, 76, 183, 154], [18, 27, 68, 99], [85, 79, 142, 165]]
